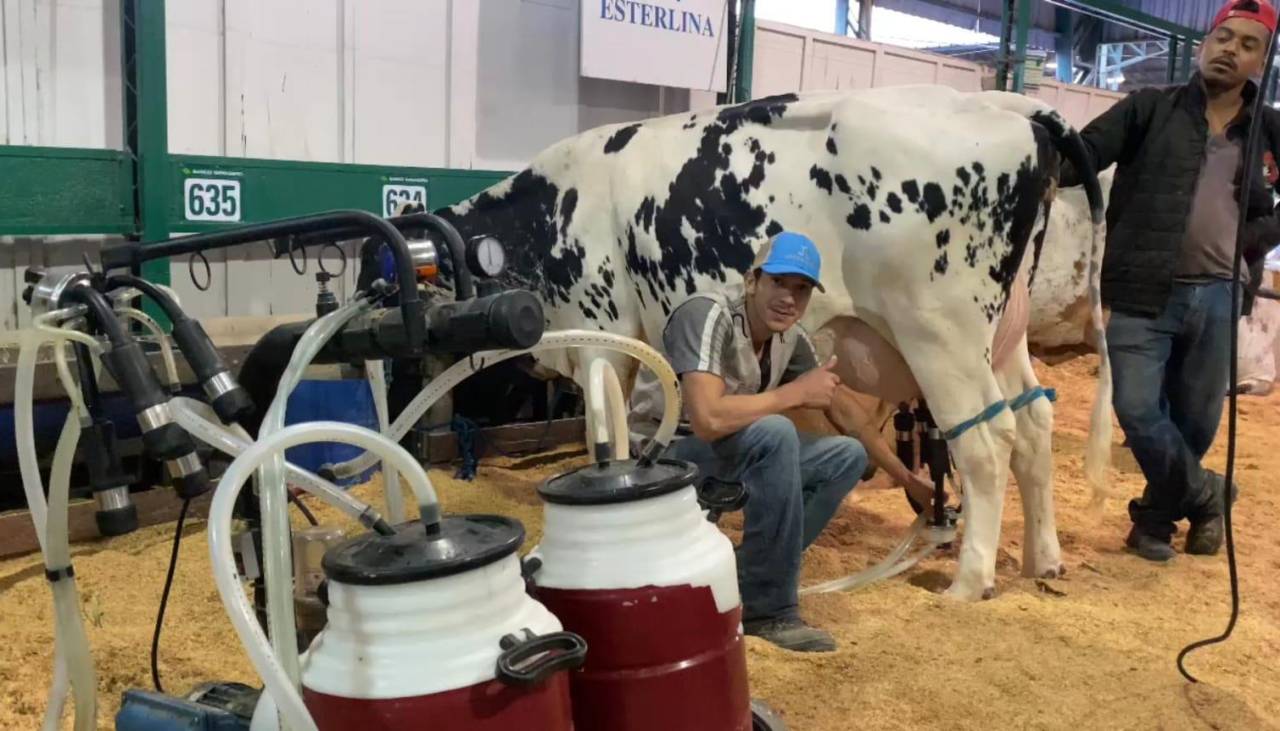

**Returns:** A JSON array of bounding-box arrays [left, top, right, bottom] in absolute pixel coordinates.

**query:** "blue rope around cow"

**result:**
[[941, 400, 1009, 441], [940, 386, 1058, 441], [1008, 386, 1057, 412], [450, 415, 480, 481]]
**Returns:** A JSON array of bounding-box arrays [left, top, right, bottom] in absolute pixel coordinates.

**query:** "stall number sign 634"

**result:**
[[383, 185, 427, 217], [184, 178, 242, 222]]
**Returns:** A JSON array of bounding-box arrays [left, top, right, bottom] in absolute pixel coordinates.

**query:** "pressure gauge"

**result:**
[[468, 235, 506, 278]]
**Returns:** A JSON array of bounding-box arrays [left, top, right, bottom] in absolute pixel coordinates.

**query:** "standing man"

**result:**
[[1062, 0, 1280, 561], [630, 231, 934, 652]]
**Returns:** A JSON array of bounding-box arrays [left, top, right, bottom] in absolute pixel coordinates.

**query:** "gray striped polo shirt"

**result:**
[[629, 284, 819, 437]]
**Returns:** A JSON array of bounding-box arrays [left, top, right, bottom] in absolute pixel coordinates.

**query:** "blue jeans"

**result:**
[[1107, 280, 1236, 539], [665, 414, 868, 623]]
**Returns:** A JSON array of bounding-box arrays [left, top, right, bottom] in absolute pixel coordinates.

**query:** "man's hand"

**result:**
[[786, 356, 841, 409], [898, 469, 940, 510]]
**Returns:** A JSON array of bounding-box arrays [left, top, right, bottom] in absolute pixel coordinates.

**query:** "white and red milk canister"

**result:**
[[299, 514, 586, 730], [528, 458, 753, 731]]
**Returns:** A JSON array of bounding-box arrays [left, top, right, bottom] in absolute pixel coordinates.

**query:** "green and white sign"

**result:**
[[183, 174, 242, 222], [382, 176, 429, 217]]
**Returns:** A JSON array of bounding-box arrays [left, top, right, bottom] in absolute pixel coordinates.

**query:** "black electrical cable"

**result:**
[[289, 491, 319, 527], [1177, 34, 1279, 683], [151, 498, 191, 693]]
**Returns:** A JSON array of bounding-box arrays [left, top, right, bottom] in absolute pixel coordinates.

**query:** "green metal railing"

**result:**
[[1, 0, 510, 315]]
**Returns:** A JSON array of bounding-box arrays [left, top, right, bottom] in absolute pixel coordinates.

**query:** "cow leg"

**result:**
[[893, 332, 1015, 601], [995, 336, 1064, 579]]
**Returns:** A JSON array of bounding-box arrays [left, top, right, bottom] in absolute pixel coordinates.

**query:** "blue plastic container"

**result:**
[[283, 379, 381, 486]]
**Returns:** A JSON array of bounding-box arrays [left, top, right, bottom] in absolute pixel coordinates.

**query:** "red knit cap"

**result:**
[[1212, 0, 1277, 33]]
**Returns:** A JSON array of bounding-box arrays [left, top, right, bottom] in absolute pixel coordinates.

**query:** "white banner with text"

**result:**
[[581, 0, 731, 92]]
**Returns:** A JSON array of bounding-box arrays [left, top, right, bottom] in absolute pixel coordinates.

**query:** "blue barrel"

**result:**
[[283, 379, 381, 486]]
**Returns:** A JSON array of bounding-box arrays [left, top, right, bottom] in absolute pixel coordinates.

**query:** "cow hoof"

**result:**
[[942, 582, 992, 602], [1026, 563, 1065, 580]]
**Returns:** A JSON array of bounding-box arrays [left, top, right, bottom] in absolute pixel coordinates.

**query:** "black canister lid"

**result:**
[[322, 514, 524, 586], [537, 458, 698, 506]]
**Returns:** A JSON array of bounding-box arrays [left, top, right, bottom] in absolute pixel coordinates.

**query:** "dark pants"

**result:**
[[665, 415, 867, 623], [1107, 280, 1236, 540]]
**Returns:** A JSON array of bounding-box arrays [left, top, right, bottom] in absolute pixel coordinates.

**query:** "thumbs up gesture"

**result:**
[[790, 356, 841, 409]]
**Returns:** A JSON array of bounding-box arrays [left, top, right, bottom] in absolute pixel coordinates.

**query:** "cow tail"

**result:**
[[1031, 110, 1113, 510]]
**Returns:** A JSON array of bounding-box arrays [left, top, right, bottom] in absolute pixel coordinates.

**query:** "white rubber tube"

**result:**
[[800, 514, 949, 595], [365, 359, 404, 523], [169, 397, 382, 526], [800, 514, 926, 595], [256, 299, 372, 700], [208, 422, 441, 731], [46, 411, 96, 731], [585, 357, 629, 460], [116, 307, 179, 391], [329, 330, 681, 481], [12, 317, 104, 731]]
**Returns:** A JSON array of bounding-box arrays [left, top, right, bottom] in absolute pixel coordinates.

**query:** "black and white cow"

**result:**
[[435, 86, 1108, 600]]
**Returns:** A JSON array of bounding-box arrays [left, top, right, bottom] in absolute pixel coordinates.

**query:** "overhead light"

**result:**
[[1045, 60, 1058, 71]]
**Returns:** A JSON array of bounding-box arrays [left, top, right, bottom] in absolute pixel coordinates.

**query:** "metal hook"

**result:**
[[189, 251, 212, 292], [318, 241, 348, 278], [288, 239, 308, 275]]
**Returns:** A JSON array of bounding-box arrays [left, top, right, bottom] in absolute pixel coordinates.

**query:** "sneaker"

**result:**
[[1126, 525, 1175, 562], [743, 616, 836, 653]]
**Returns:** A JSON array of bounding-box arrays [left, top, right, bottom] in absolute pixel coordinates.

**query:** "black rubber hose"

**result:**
[[108, 273, 255, 424], [99, 210, 427, 353], [296, 211, 476, 300], [105, 274, 184, 322], [1176, 36, 1279, 682], [60, 285, 130, 346]]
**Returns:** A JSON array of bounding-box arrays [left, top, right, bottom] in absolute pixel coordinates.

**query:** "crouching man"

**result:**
[[630, 231, 932, 653]]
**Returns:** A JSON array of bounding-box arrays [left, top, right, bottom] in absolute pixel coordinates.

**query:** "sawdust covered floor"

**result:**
[[3, 355, 1280, 730]]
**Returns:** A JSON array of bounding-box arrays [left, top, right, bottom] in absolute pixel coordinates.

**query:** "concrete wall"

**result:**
[[0, 0, 704, 326]]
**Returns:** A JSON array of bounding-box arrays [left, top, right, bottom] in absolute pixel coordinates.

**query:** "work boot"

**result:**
[[1186, 471, 1239, 556], [1126, 525, 1175, 563], [743, 616, 836, 653]]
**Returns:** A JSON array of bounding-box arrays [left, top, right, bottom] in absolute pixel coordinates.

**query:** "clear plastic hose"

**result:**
[[586, 357, 629, 460], [208, 422, 441, 731], [169, 397, 384, 527], [46, 410, 96, 731], [800, 514, 952, 595], [256, 298, 372, 703], [12, 316, 103, 731], [109, 282, 183, 310], [329, 330, 681, 480], [365, 359, 404, 523], [116, 307, 179, 391]]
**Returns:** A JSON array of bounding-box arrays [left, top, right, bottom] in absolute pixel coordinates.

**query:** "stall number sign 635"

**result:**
[[383, 185, 427, 217], [184, 178, 242, 222]]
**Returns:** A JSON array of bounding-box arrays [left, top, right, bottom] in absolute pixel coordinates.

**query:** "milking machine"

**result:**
[[14, 207, 787, 730], [801, 400, 960, 596]]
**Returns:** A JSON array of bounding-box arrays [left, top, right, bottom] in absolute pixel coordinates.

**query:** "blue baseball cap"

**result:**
[[757, 231, 825, 292]]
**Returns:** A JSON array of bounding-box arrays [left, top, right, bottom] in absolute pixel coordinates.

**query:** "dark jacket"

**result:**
[[1062, 74, 1280, 317]]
